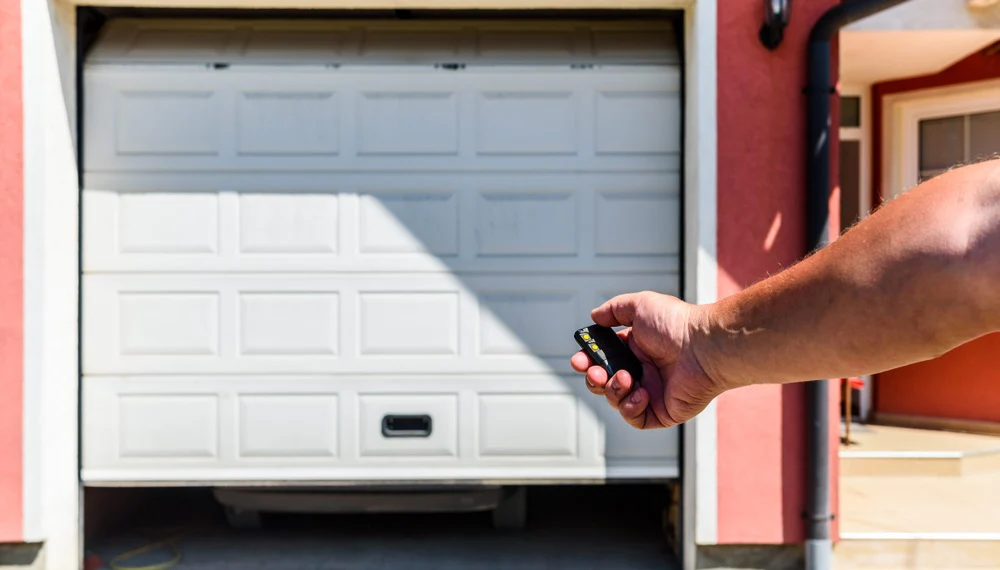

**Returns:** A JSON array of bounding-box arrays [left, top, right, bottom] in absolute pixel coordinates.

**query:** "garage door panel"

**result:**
[[475, 91, 578, 155], [238, 394, 340, 459], [357, 91, 460, 155], [84, 69, 680, 173], [118, 192, 220, 254], [82, 374, 676, 481], [478, 291, 576, 358], [596, 90, 681, 155], [594, 190, 681, 256], [358, 191, 459, 256], [239, 193, 339, 254], [82, 273, 676, 375], [115, 90, 222, 156], [118, 394, 220, 460], [239, 293, 340, 356], [90, 21, 679, 67], [83, 21, 683, 483], [119, 292, 220, 356], [84, 172, 679, 273], [475, 190, 578, 256], [236, 91, 340, 156]]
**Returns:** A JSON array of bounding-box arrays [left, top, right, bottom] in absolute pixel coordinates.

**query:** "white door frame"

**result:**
[[838, 84, 874, 421], [883, 77, 1000, 200], [21, 2, 717, 569]]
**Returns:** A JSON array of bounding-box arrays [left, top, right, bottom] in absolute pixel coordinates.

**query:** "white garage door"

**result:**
[[81, 19, 683, 483]]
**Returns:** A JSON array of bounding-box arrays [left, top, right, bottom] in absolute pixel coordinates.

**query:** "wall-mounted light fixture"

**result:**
[[760, 0, 791, 50]]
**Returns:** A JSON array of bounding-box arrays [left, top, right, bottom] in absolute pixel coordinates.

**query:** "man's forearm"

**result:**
[[693, 160, 1000, 390]]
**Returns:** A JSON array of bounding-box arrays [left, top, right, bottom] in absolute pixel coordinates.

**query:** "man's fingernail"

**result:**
[[610, 380, 620, 392], [629, 390, 643, 404], [585, 378, 595, 388]]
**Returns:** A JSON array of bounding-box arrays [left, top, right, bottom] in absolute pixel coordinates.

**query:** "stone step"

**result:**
[[834, 537, 1000, 569], [840, 448, 1000, 477], [840, 424, 1000, 477]]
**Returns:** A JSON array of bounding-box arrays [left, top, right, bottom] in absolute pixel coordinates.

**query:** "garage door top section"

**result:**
[[87, 18, 679, 66]]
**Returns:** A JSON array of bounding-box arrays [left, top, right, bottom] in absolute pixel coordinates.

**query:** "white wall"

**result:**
[[21, 2, 80, 570]]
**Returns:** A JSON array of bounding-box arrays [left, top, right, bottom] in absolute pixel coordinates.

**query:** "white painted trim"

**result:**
[[82, 465, 681, 483], [21, 0, 43, 543], [841, 532, 1000, 541], [884, 77, 1000, 200], [21, 1, 81, 568], [838, 84, 871, 222], [838, 84, 875, 421], [679, 0, 718, 559], [839, 451, 964, 459]]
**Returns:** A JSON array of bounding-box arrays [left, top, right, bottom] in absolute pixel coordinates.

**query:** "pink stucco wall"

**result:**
[[715, 0, 840, 544], [0, 0, 23, 543]]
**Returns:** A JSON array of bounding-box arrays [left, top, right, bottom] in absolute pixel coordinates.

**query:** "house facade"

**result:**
[[0, 1, 997, 569]]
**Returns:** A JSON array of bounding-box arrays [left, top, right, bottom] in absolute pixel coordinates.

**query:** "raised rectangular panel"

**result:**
[[602, 412, 677, 460], [358, 192, 458, 255], [359, 293, 458, 355], [118, 193, 218, 254], [244, 31, 345, 58], [479, 292, 576, 357], [127, 29, 228, 57], [476, 192, 577, 256], [595, 192, 679, 255], [357, 92, 458, 155], [237, 92, 339, 155], [358, 394, 457, 457], [596, 91, 678, 155], [239, 194, 338, 253], [476, 92, 576, 155], [119, 293, 219, 356], [116, 91, 219, 155], [361, 31, 459, 59], [477, 31, 573, 57], [593, 31, 675, 61], [238, 395, 339, 458], [479, 394, 577, 457], [118, 395, 218, 458], [240, 293, 339, 355]]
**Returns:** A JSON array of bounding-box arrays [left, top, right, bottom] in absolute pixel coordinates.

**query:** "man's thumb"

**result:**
[[591, 292, 643, 327]]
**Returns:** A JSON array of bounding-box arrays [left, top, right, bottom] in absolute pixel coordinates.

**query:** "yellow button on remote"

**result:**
[[582, 334, 591, 341], [590, 343, 599, 351]]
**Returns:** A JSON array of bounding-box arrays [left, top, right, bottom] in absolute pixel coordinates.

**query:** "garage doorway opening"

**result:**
[[84, 484, 678, 569], [77, 7, 686, 568]]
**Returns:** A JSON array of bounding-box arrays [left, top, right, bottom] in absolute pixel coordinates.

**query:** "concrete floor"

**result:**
[[85, 485, 679, 570]]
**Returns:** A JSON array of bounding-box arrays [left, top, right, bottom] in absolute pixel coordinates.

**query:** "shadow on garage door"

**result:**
[[84, 485, 679, 570]]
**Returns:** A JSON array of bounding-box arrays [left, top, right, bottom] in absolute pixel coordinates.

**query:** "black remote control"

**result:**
[[573, 324, 643, 388]]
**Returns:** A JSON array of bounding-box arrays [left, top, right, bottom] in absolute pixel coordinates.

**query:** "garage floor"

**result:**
[[85, 485, 679, 570]]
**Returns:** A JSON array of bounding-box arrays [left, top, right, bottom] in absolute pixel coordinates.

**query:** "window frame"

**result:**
[[883, 78, 1000, 200], [839, 84, 873, 421], [839, 84, 870, 228]]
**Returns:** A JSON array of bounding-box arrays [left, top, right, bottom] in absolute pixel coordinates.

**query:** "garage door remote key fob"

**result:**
[[574, 325, 643, 388]]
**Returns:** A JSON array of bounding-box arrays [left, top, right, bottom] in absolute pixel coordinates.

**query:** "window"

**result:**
[[918, 110, 1000, 182], [840, 95, 861, 128], [838, 92, 866, 231], [885, 80, 1000, 198]]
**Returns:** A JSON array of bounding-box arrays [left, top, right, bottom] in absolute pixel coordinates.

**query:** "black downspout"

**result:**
[[804, 1, 909, 569]]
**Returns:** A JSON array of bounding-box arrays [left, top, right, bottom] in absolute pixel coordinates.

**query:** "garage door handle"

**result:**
[[382, 414, 432, 438]]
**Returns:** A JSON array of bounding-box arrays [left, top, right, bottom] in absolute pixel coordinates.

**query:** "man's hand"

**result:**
[[569, 291, 728, 430]]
